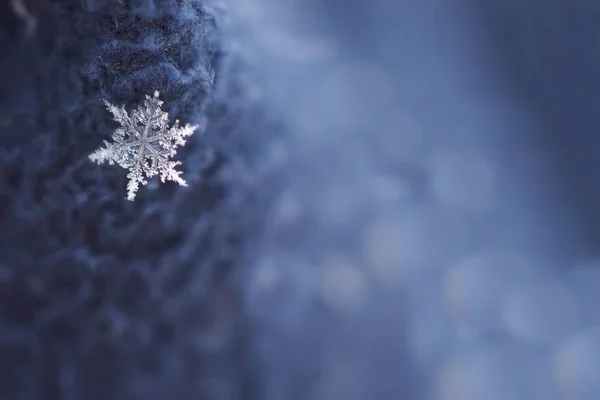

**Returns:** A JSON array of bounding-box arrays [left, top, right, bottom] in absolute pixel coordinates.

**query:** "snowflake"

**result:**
[[89, 91, 198, 201]]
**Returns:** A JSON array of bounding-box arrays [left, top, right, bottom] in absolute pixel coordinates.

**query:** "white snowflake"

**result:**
[[89, 91, 198, 201]]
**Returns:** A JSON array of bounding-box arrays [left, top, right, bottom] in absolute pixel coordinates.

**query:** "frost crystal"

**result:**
[[89, 91, 198, 201]]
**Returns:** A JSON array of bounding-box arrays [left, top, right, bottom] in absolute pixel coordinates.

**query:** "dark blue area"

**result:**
[[0, 2, 238, 399]]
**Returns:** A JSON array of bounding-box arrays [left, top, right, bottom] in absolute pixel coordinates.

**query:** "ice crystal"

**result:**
[[89, 91, 198, 200]]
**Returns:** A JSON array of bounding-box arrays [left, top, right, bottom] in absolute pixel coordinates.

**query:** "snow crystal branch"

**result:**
[[89, 91, 198, 201]]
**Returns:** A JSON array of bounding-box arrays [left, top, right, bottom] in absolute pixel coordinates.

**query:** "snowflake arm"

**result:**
[[89, 91, 199, 201]]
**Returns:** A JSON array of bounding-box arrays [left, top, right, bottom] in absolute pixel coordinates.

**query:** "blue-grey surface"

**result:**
[[1, 0, 600, 400], [0, 1, 239, 399], [225, 1, 600, 400]]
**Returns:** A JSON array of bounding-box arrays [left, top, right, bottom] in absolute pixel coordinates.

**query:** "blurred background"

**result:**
[[1, 0, 600, 399]]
